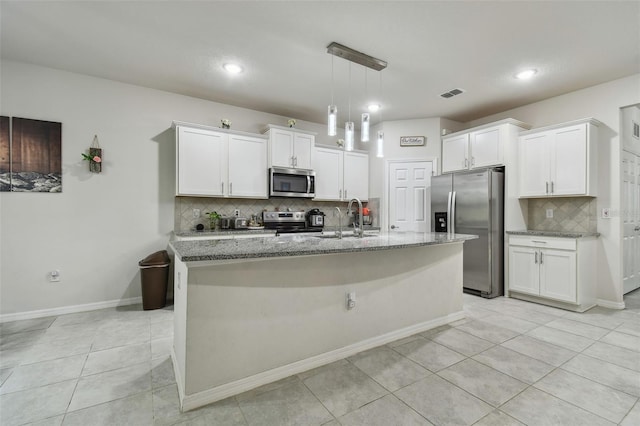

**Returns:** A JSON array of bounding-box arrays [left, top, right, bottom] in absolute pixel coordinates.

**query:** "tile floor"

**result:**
[[1, 290, 639, 426]]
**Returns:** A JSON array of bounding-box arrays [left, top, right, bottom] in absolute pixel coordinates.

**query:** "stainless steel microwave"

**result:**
[[269, 167, 315, 198]]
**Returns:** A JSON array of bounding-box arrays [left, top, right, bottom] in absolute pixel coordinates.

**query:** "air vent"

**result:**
[[440, 88, 465, 99]]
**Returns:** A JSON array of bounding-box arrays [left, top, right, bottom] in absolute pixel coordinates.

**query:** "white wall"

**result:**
[[0, 61, 346, 317], [466, 73, 640, 306]]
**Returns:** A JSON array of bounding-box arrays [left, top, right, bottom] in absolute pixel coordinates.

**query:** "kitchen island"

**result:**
[[169, 232, 477, 411]]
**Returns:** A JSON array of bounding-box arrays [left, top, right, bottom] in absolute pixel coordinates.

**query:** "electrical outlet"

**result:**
[[49, 270, 60, 282], [193, 209, 200, 218], [602, 208, 611, 218], [546, 209, 553, 219], [234, 209, 240, 217]]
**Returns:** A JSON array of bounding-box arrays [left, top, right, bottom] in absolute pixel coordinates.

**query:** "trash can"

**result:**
[[139, 250, 171, 310]]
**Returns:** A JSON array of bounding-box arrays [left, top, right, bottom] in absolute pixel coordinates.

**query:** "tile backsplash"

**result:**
[[175, 197, 379, 231], [527, 197, 597, 233]]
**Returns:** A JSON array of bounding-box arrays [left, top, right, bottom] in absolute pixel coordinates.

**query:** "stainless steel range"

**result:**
[[262, 211, 323, 234]]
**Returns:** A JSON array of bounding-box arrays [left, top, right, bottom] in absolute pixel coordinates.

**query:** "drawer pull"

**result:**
[[532, 240, 548, 244]]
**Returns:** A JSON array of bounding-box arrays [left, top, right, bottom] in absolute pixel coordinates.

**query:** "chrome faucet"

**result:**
[[334, 206, 343, 239], [347, 198, 364, 238]]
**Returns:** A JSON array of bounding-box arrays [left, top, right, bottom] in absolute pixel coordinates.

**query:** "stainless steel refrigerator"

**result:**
[[431, 168, 504, 298]]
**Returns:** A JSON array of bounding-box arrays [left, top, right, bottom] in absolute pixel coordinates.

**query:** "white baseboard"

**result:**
[[0, 296, 143, 323], [179, 310, 465, 412], [596, 298, 626, 310]]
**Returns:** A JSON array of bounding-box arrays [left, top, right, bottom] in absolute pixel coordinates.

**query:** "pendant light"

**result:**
[[327, 55, 337, 136], [375, 71, 384, 158], [361, 68, 370, 142], [345, 62, 355, 151]]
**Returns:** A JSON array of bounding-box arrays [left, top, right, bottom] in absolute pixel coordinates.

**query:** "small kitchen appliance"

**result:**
[[230, 217, 249, 229], [306, 208, 325, 228], [263, 211, 322, 234]]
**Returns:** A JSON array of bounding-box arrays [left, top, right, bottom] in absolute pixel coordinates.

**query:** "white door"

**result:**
[[293, 133, 314, 169], [228, 135, 267, 198], [539, 249, 577, 303], [508, 246, 540, 296], [470, 127, 501, 169], [442, 134, 469, 173], [344, 151, 369, 201], [313, 147, 342, 201], [388, 161, 433, 232], [551, 125, 587, 196], [623, 150, 640, 294], [519, 132, 550, 197], [270, 129, 294, 168], [177, 127, 226, 196]]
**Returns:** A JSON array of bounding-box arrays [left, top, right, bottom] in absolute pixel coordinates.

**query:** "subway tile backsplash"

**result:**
[[175, 197, 379, 231], [527, 197, 597, 233]]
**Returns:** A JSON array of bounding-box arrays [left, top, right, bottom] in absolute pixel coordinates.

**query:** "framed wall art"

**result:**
[[400, 136, 425, 147]]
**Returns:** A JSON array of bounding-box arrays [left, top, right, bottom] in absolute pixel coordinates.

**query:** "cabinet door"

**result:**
[[344, 152, 369, 201], [470, 127, 501, 169], [313, 148, 342, 200], [508, 246, 539, 295], [519, 132, 551, 197], [270, 129, 294, 168], [550, 125, 587, 196], [442, 134, 469, 173], [177, 127, 226, 196], [228, 135, 267, 198], [293, 133, 314, 169], [539, 249, 577, 303]]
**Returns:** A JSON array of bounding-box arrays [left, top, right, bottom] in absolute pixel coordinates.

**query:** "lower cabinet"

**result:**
[[507, 235, 596, 312]]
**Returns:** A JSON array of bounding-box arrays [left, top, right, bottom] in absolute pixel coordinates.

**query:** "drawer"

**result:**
[[508, 235, 576, 251]]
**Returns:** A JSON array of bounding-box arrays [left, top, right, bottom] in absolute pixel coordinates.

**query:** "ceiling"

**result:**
[[1, 1, 639, 126]]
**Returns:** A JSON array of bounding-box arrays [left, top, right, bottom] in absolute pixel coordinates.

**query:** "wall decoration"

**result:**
[[0, 116, 9, 192], [2, 117, 62, 192], [81, 135, 102, 173], [400, 136, 426, 147]]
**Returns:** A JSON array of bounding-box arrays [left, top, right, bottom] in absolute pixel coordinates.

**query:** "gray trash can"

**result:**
[[139, 250, 170, 310]]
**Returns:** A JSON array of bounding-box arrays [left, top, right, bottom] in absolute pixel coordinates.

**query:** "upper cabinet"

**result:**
[[519, 118, 600, 198], [174, 121, 268, 198], [265, 125, 315, 169], [313, 146, 368, 201], [442, 119, 530, 173]]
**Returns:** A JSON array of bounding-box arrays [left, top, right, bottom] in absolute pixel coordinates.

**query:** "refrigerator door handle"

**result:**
[[446, 191, 453, 233], [451, 191, 457, 234]]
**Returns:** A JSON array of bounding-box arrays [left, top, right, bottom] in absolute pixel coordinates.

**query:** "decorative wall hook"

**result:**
[[81, 134, 102, 173]]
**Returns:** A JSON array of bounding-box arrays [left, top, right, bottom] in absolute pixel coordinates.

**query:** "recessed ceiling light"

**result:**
[[515, 69, 537, 80], [223, 63, 243, 74], [367, 104, 381, 112]]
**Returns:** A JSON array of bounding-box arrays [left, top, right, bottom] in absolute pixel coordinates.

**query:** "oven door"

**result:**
[[270, 168, 315, 198]]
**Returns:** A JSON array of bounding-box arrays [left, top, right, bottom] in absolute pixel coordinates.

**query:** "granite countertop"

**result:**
[[170, 232, 478, 262], [507, 230, 600, 238], [174, 226, 381, 239]]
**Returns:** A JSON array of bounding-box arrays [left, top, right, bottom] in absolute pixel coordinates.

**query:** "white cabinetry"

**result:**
[[508, 235, 596, 312], [519, 118, 599, 197], [441, 119, 530, 173], [265, 125, 315, 169], [313, 147, 368, 201], [174, 122, 268, 198]]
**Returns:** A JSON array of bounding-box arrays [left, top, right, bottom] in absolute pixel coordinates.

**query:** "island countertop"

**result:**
[[170, 231, 478, 262]]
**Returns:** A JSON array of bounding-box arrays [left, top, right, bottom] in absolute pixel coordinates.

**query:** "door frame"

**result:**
[[383, 157, 438, 232]]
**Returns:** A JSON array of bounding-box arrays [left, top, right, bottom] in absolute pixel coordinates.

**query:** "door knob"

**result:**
[[635, 226, 640, 231], [391, 225, 398, 229]]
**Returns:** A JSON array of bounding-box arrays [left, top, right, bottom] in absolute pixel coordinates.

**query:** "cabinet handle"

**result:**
[[291, 156, 295, 167], [221, 182, 224, 194], [464, 158, 468, 168], [294, 156, 298, 167], [339, 189, 342, 199], [229, 182, 232, 195], [535, 252, 538, 264], [546, 182, 549, 194], [471, 157, 475, 167], [540, 252, 544, 264], [345, 189, 348, 198], [551, 181, 554, 194]]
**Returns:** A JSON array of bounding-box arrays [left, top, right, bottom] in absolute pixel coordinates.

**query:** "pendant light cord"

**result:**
[[331, 55, 334, 106], [348, 62, 352, 122]]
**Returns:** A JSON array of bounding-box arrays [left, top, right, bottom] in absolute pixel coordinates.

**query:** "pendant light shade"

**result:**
[[376, 130, 384, 158], [361, 113, 370, 142], [328, 105, 337, 136], [345, 121, 355, 151]]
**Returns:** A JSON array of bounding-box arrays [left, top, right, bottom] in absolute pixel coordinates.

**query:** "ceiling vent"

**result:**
[[440, 88, 465, 99]]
